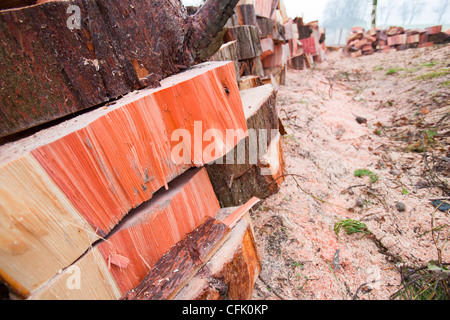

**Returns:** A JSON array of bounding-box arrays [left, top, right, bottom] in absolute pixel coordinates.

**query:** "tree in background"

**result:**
[[378, 0, 398, 26], [399, 0, 425, 26], [434, 0, 450, 24], [371, 0, 378, 28], [323, 0, 372, 29]]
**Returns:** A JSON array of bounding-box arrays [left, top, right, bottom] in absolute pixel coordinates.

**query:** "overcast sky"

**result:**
[[182, 0, 450, 26], [285, 0, 449, 25]]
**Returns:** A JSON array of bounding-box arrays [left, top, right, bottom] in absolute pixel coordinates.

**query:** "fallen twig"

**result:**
[[258, 275, 286, 300], [352, 280, 380, 300]]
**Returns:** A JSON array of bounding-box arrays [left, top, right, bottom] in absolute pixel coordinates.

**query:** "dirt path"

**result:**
[[251, 45, 450, 300]]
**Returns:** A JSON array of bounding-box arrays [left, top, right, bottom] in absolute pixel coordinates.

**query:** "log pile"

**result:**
[[344, 25, 450, 58], [187, 0, 288, 209], [0, 0, 276, 301], [209, 0, 328, 90]]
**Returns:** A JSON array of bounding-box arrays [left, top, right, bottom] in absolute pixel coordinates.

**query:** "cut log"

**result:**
[[28, 249, 122, 300], [239, 75, 263, 90], [254, 0, 275, 19], [260, 38, 275, 59], [288, 53, 305, 70], [387, 34, 407, 46], [407, 34, 420, 44], [426, 25, 442, 35], [386, 26, 402, 36], [283, 21, 293, 40], [29, 167, 221, 299], [261, 42, 290, 69], [256, 16, 274, 39], [300, 37, 318, 55], [289, 38, 301, 56], [0, 0, 240, 138], [121, 216, 230, 300], [210, 41, 241, 82], [206, 85, 284, 207], [229, 4, 258, 26], [361, 44, 375, 55], [238, 56, 264, 78], [173, 206, 261, 300], [226, 26, 262, 60], [97, 168, 221, 295], [428, 32, 450, 44], [277, 0, 289, 23], [272, 21, 286, 41], [0, 154, 99, 297], [0, 61, 247, 296]]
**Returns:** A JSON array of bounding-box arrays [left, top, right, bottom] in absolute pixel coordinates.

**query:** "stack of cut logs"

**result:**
[[344, 25, 450, 58], [291, 18, 327, 69], [0, 0, 288, 300], [206, 0, 326, 91]]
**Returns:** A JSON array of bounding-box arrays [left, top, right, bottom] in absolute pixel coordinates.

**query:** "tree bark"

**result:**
[[0, 0, 239, 138], [121, 216, 230, 300], [226, 25, 262, 60]]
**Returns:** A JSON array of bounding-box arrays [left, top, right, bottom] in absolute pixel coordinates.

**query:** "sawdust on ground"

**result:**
[[251, 45, 450, 300]]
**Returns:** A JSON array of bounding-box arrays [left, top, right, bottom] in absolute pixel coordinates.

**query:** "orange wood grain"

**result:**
[[30, 61, 246, 237], [97, 168, 221, 294]]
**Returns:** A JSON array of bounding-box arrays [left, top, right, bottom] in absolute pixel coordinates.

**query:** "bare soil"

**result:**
[[251, 45, 450, 300]]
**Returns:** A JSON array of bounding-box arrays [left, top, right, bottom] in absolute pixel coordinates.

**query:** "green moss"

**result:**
[[354, 169, 379, 183]]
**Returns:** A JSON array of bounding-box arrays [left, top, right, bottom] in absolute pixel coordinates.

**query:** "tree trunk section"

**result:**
[[0, 0, 239, 138], [226, 25, 262, 60]]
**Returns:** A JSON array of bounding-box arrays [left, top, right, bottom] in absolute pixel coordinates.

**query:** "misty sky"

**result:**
[[182, 0, 450, 26], [284, 0, 449, 25]]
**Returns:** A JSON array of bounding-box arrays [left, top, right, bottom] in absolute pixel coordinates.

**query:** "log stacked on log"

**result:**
[[210, 41, 241, 83], [123, 198, 261, 300], [344, 25, 449, 57], [0, 0, 292, 301], [295, 19, 327, 66], [216, 0, 326, 89], [223, 2, 265, 85], [256, 4, 327, 75], [29, 168, 222, 299], [173, 203, 261, 300], [206, 84, 284, 207], [0, 0, 240, 139], [0, 61, 248, 298], [256, 0, 291, 84]]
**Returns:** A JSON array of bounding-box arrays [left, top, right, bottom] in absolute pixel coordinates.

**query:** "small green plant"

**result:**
[[354, 169, 379, 183], [291, 261, 304, 269], [416, 68, 450, 80], [402, 188, 409, 195], [425, 130, 438, 144], [374, 65, 384, 71], [422, 61, 437, 67], [386, 68, 398, 75], [334, 219, 372, 239]]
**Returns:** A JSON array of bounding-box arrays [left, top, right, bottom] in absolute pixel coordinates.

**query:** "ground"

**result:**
[[251, 45, 450, 300]]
